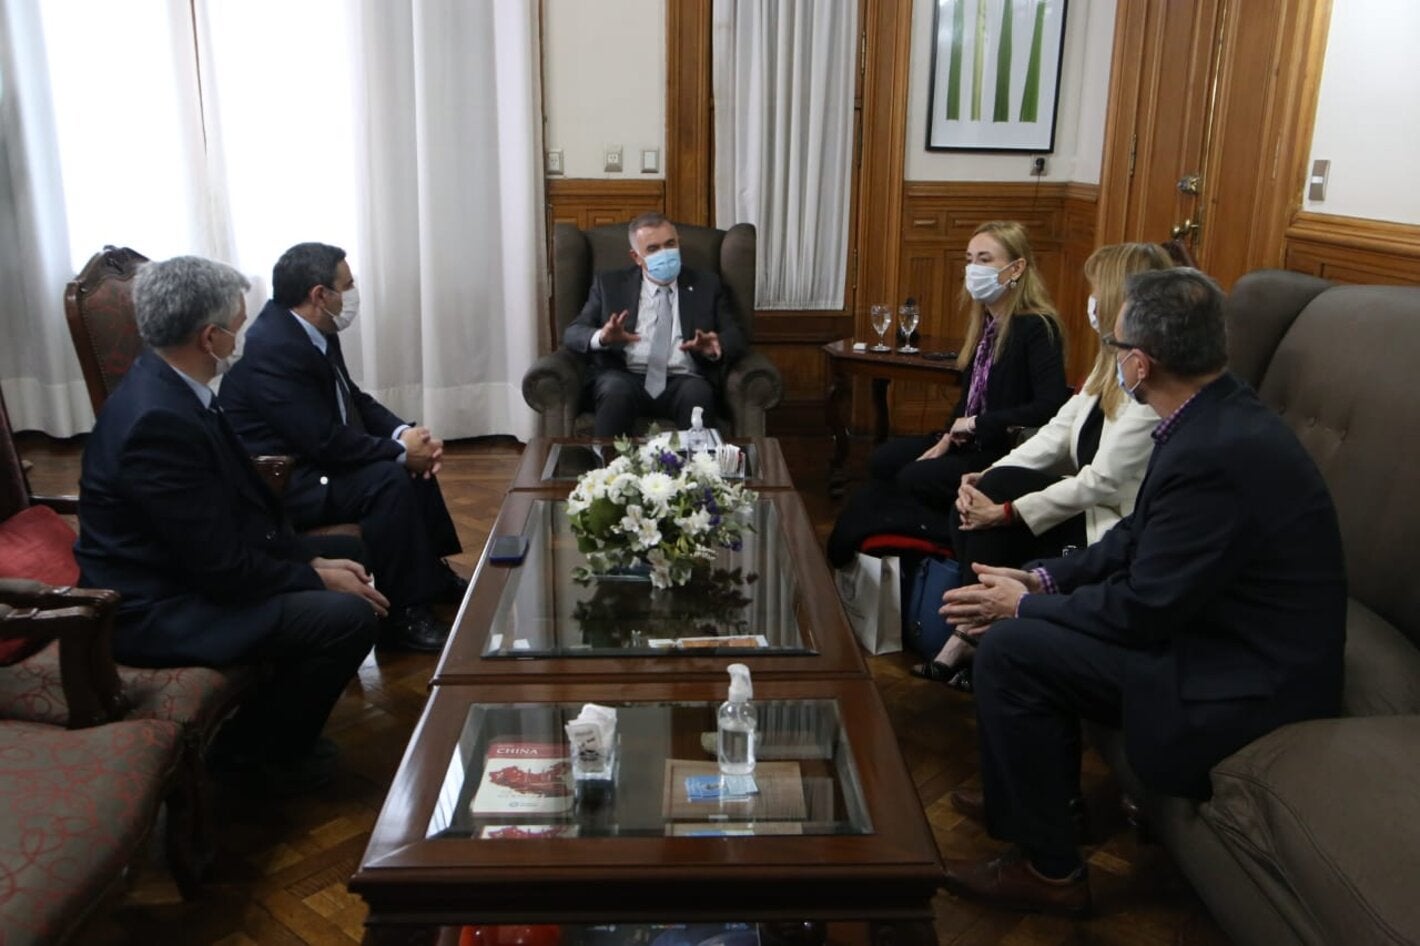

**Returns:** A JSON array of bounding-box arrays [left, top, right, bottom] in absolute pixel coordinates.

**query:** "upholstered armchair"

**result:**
[[0, 386, 241, 900], [523, 221, 783, 437]]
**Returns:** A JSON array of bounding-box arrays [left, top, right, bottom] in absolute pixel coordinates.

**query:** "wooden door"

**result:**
[[1097, 0, 1331, 289]]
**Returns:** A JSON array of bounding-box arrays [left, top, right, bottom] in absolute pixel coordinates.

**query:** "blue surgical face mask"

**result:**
[[1115, 351, 1145, 403], [643, 247, 681, 284]]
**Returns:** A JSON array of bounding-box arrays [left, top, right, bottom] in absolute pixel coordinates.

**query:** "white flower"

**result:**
[[583, 468, 615, 500], [688, 450, 721, 481], [675, 507, 712, 537], [638, 471, 677, 511], [566, 491, 589, 516], [607, 472, 639, 503], [606, 455, 633, 476], [618, 504, 662, 551]]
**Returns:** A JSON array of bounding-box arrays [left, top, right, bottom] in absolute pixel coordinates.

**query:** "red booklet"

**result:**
[[470, 739, 574, 816]]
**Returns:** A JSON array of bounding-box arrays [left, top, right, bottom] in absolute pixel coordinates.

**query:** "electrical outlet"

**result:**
[[546, 149, 563, 175], [1030, 156, 1047, 177], [604, 146, 623, 173], [641, 148, 660, 174]]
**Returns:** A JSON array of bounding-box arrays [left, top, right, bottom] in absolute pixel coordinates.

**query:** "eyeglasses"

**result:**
[[1102, 334, 1150, 357]]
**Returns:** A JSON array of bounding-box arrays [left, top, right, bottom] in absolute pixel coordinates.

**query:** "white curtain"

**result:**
[[0, 0, 542, 439], [712, 0, 858, 310]]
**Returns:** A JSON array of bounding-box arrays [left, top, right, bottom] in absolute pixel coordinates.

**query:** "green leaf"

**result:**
[[994, 0, 1013, 123], [971, 0, 986, 120], [947, 0, 964, 121], [1020, 0, 1045, 122]]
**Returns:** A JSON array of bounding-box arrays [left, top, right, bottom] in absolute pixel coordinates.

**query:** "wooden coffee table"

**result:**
[[432, 490, 867, 684], [350, 678, 944, 944], [821, 340, 962, 497]]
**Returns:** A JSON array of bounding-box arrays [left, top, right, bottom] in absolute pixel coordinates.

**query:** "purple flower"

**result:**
[[659, 450, 683, 473]]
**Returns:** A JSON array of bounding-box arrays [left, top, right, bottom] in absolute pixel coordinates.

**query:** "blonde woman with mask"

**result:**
[[914, 242, 1173, 686], [828, 220, 1068, 567]]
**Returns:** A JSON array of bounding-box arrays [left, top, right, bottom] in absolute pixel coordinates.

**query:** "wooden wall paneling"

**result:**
[[546, 180, 666, 231], [890, 182, 1097, 430], [665, 0, 713, 226], [1284, 213, 1420, 285], [853, 0, 912, 336], [756, 311, 855, 436]]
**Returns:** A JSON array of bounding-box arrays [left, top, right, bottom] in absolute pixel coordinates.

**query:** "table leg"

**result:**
[[826, 363, 852, 499], [871, 378, 891, 443]]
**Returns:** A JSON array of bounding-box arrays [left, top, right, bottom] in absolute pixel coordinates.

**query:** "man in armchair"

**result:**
[[563, 212, 746, 436]]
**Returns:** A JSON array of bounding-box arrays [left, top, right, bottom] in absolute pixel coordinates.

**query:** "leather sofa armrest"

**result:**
[[522, 350, 586, 438], [0, 581, 127, 728], [252, 455, 294, 496], [723, 351, 784, 437]]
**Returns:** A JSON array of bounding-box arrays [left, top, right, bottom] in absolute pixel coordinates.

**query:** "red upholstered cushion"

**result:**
[[0, 718, 181, 944], [0, 505, 80, 665], [859, 534, 955, 558]]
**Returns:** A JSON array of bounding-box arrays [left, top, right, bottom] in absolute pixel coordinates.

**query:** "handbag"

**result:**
[[834, 552, 903, 655], [904, 556, 961, 660]]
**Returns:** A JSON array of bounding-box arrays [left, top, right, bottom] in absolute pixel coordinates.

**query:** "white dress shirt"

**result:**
[[591, 279, 698, 376]]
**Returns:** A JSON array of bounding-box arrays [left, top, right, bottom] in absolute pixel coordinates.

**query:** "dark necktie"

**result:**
[[325, 336, 366, 432]]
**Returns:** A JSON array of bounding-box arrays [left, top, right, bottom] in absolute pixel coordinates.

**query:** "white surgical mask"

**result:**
[[1087, 295, 1099, 333], [965, 263, 1012, 304], [1115, 351, 1145, 403], [328, 286, 361, 332], [210, 325, 241, 376]]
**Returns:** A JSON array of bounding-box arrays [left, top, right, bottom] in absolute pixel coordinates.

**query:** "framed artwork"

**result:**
[[926, 0, 1069, 152]]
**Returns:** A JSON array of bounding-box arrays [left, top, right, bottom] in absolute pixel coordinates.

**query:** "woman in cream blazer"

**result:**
[[916, 243, 1175, 685]]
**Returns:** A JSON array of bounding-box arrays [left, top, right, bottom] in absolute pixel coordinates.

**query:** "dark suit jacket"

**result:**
[[76, 353, 322, 665], [562, 266, 747, 383], [951, 313, 1069, 454], [1021, 372, 1347, 797], [219, 300, 407, 520]]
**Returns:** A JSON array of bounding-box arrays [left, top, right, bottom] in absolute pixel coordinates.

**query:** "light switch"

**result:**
[[1308, 159, 1330, 202], [641, 148, 660, 173], [604, 146, 623, 173], [546, 149, 563, 175]]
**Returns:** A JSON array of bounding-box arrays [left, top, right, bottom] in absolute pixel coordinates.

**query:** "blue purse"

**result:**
[[904, 557, 962, 660]]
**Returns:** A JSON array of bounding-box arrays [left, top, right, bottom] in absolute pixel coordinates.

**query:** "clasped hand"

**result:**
[[916, 416, 976, 461], [399, 426, 443, 478], [939, 563, 1041, 628], [311, 557, 390, 617], [955, 477, 1007, 531]]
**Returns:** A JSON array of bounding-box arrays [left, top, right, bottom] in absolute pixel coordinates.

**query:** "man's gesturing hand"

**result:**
[[678, 329, 721, 360], [598, 310, 640, 347], [312, 557, 390, 617]]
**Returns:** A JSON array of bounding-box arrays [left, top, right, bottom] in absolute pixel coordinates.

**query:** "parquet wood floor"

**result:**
[[14, 433, 1229, 946]]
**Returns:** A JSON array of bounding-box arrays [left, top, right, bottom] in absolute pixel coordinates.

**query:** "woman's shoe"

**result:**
[[910, 659, 962, 683], [947, 665, 974, 693]]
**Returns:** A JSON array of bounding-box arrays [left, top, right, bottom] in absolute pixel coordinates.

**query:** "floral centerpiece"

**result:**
[[566, 435, 758, 589]]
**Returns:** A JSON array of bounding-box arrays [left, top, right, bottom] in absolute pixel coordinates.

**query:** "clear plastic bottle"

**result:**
[[717, 663, 757, 775]]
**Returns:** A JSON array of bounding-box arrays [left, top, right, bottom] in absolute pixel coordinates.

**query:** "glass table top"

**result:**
[[480, 499, 810, 658], [539, 442, 762, 484], [426, 699, 871, 840]]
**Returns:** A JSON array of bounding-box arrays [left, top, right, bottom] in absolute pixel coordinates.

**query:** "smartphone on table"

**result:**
[[488, 534, 529, 565]]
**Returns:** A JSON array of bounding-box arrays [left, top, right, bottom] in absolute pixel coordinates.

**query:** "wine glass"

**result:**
[[869, 304, 892, 352], [898, 300, 920, 353]]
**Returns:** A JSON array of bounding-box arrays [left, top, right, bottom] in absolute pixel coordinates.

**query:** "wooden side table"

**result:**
[[822, 339, 962, 497]]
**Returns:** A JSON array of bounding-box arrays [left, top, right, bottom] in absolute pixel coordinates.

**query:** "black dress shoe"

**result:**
[[380, 604, 451, 652], [435, 560, 470, 604]]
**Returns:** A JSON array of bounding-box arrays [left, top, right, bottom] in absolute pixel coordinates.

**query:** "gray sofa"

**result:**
[[522, 221, 783, 437], [1095, 270, 1420, 945]]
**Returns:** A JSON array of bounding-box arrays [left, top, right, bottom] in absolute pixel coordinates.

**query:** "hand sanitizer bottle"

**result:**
[[717, 663, 757, 775]]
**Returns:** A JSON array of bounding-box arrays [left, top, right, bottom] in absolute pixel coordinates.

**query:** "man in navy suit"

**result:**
[[938, 268, 1346, 916], [76, 255, 387, 793], [219, 243, 462, 652], [563, 212, 746, 436]]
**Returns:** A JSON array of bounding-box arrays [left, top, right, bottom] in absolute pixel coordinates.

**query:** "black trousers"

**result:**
[[590, 369, 717, 438], [293, 462, 461, 611], [219, 589, 379, 761], [948, 466, 1087, 576], [868, 434, 998, 511], [974, 617, 1124, 862]]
